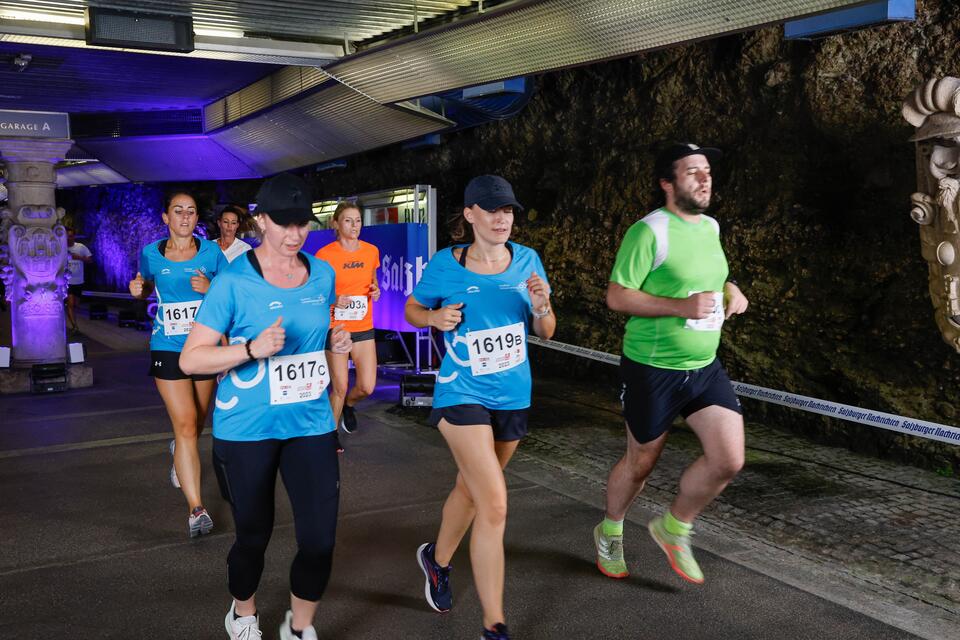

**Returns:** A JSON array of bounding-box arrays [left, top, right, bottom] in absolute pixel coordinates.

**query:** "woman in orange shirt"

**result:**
[[315, 202, 381, 434]]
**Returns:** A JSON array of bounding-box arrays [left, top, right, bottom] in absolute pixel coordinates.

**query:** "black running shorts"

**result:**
[[149, 350, 217, 381], [326, 327, 375, 346], [429, 404, 529, 442], [620, 356, 742, 444]]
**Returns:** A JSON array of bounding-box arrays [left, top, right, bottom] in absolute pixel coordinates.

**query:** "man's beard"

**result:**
[[674, 188, 710, 215]]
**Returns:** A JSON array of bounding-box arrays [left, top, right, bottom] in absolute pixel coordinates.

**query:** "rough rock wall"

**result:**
[[307, 0, 960, 472]]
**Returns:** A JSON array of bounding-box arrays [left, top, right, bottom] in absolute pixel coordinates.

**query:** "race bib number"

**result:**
[[67, 259, 83, 281], [160, 300, 201, 336], [268, 351, 330, 405], [334, 296, 369, 321], [684, 291, 724, 332], [465, 322, 526, 376]]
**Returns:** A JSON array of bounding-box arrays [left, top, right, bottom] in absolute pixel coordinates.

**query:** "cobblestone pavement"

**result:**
[[378, 376, 960, 639]]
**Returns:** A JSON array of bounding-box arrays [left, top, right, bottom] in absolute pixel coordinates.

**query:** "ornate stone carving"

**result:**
[[903, 77, 960, 352]]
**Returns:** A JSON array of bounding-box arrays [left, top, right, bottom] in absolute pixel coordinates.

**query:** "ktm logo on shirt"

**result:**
[[342, 261, 365, 269]]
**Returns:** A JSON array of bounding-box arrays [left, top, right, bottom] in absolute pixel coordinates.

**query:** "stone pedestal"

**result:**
[[0, 138, 74, 366]]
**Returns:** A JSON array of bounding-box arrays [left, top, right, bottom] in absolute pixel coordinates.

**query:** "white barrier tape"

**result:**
[[528, 336, 960, 446]]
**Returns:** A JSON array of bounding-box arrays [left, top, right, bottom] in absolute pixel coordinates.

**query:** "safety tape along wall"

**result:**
[[527, 336, 960, 446]]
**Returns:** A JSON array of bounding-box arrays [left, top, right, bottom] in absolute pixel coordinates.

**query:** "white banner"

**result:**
[[528, 336, 960, 446]]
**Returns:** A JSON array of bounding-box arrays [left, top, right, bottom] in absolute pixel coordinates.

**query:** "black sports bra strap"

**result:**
[[459, 242, 512, 267], [158, 236, 201, 257]]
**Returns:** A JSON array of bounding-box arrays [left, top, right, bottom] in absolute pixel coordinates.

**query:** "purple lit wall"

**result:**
[[69, 184, 210, 291], [72, 184, 168, 290]]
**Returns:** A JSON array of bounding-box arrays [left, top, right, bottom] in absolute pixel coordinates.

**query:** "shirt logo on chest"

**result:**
[[343, 261, 364, 269], [466, 286, 481, 294], [268, 301, 283, 310]]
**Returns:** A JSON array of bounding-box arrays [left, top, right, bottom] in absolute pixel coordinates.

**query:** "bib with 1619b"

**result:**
[[465, 322, 526, 376]]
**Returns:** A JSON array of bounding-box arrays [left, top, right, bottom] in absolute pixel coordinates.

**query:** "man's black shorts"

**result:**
[[67, 284, 83, 297], [620, 356, 741, 444], [429, 404, 529, 442], [150, 350, 217, 381]]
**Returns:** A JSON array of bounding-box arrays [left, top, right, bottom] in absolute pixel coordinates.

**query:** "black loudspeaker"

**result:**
[[118, 310, 138, 328], [85, 7, 194, 53], [31, 363, 68, 394], [400, 374, 436, 407]]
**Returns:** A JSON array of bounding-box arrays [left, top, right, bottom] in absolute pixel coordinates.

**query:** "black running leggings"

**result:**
[[212, 433, 340, 601]]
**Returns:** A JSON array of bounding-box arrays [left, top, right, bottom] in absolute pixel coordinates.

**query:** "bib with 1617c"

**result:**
[[465, 322, 526, 376], [334, 295, 368, 321], [161, 300, 202, 336], [684, 291, 724, 332], [268, 351, 330, 405]]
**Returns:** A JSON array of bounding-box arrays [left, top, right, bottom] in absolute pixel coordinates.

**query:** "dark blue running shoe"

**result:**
[[481, 623, 510, 639], [416, 542, 452, 612]]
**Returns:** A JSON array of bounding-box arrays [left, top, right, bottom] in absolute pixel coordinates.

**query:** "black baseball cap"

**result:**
[[655, 142, 722, 181], [255, 173, 314, 225], [464, 175, 524, 212]]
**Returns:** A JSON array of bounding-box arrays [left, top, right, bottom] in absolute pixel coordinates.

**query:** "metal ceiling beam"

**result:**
[[0, 1, 474, 42], [324, 0, 873, 104], [0, 19, 344, 65]]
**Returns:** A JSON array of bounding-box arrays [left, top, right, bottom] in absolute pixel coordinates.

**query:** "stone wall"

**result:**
[[302, 0, 960, 472]]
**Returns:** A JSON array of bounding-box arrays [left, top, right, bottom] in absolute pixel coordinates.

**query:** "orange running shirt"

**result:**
[[315, 239, 380, 332]]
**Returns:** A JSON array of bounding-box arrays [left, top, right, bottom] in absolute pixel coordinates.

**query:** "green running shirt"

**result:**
[[609, 208, 729, 370]]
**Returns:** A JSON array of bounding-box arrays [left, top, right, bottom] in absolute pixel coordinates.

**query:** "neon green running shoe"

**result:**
[[648, 516, 704, 584], [593, 523, 629, 578]]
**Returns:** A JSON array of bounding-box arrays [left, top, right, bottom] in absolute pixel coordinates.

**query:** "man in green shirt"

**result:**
[[593, 142, 749, 585]]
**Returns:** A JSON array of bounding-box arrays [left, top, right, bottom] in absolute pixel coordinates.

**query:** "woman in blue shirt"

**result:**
[[129, 191, 228, 538], [405, 175, 556, 640], [180, 173, 351, 640]]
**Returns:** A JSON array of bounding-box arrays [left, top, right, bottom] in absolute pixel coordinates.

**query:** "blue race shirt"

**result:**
[[411, 242, 549, 410], [139, 238, 228, 353], [194, 251, 338, 442]]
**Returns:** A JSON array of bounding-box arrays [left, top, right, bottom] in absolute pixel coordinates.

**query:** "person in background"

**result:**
[[65, 226, 93, 336], [216, 205, 253, 263], [129, 191, 228, 538], [315, 201, 381, 436]]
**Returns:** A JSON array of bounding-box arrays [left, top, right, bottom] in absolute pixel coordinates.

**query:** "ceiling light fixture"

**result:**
[[0, 10, 85, 26], [194, 27, 245, 39]]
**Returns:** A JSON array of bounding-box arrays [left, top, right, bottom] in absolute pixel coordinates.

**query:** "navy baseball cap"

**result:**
[[464, 175, 524, 212], [255, 173, 314, 225], [655, 142, 722, 180]]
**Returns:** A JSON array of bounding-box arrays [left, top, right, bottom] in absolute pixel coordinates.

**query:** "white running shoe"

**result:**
[[224, 600, 261, 640], [169, 440, 180, 489], [189, 506, 213, 538], [279, 610, 318, 640]]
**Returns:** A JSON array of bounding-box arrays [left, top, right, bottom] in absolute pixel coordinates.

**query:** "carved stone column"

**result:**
[[902, 77, 960, 353], [0, 138, 74, 365]]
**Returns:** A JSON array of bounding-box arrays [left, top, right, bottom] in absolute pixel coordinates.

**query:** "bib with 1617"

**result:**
[[465, 322, 526, 376], [161, 300, 202, 336], [268, 351, 330, 405]]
